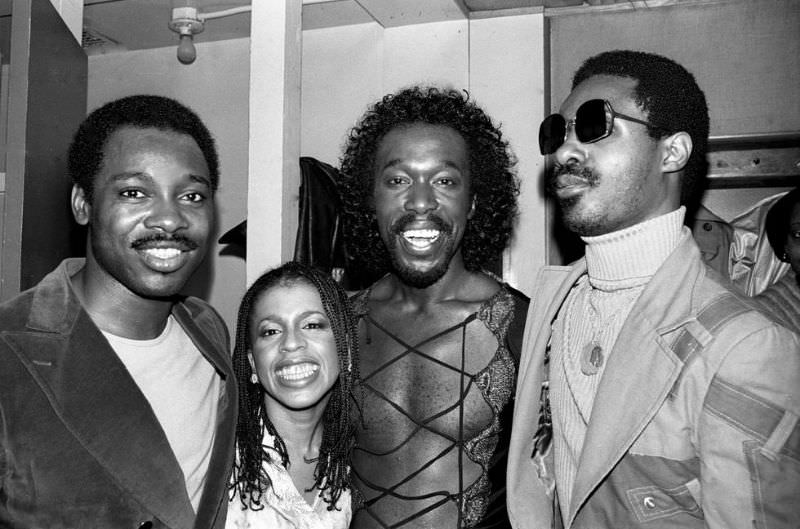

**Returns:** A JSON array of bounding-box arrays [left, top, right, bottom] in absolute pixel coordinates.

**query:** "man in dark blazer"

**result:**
[[0, 95, 236, 528]]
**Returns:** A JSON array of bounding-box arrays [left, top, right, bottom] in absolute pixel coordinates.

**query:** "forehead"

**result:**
[[375, 123, 468, 164], [254, 280, 324, 314], [559, 75, 642, 117], [101, 126, 206, 170]]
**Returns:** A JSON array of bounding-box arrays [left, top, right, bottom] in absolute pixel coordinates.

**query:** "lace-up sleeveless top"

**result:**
[[350, 284, 527, 528]]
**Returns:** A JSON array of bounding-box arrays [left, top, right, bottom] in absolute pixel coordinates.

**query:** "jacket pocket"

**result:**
[[625, 481, 702, 524], [744, 439, 800, 529]]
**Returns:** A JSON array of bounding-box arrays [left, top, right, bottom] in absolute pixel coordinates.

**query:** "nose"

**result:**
[[404, 181, 437, 214], [553, 124, 586, 168], [144, 197, 188, 233], [280, 326, 306, 353]]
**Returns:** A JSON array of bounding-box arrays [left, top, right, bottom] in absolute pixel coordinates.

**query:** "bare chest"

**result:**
[[357, 309, 508, 447]]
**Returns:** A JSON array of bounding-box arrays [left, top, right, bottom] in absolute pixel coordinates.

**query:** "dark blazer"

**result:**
[[0, 259, 237, 529]]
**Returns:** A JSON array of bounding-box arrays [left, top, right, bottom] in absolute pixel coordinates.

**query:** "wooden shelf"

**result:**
[[707, 131, 800, 188]]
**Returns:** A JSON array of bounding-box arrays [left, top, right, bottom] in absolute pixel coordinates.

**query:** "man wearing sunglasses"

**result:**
[[507, 50, 799, 529]]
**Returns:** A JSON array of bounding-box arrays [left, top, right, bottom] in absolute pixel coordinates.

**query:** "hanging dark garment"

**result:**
[[218, 156, 370, 289]]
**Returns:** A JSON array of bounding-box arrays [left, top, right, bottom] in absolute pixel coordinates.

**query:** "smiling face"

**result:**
[[548, 75, 676, 236], [372, 123, 473, 288], [248, 280, 340, 412], [73, 126, 214, 300]]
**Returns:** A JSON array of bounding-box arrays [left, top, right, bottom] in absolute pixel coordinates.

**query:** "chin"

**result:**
[[395, 265, 448, 289], [391, 253, 452, 288], [560, 205, 612, 237], [134, 279, 190, 300], [280, 396, 327, 412]]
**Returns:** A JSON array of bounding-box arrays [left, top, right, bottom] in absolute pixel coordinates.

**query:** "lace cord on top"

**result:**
[[352, 288, 519, 528]]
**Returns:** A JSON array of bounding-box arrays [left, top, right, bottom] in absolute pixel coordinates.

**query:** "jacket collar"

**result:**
[[13, 258, 220, 528], [27, 258, 86, 333], [566, 232, 704, 524]]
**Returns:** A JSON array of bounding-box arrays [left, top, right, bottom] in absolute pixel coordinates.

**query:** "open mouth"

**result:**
[[133, 235, 199, 273], [143, 247, 182, 260], [276, 362, 320, 381], [137, 246, 191, 272], [402, 229, 441, 249]]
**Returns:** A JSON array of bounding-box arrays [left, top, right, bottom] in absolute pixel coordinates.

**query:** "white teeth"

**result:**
[[276, 363, 319, 380], [403, 229, 440, 246], [144, 248, 182, 259]]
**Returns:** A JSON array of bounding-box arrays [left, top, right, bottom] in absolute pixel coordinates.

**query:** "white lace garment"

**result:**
[[226, 434, 352, 529]]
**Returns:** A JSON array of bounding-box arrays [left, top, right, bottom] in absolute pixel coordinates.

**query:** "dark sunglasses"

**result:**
[[539, 99, 663, 155]]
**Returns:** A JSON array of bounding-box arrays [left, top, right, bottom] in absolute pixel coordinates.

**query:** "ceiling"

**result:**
[[77, 0, 553, 53], [0, 0, 638, 62]]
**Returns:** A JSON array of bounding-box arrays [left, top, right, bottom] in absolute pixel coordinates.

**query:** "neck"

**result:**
[[582, 207, 686, 289], [72, 263, 174, 340], [265, 395, 328, 460]]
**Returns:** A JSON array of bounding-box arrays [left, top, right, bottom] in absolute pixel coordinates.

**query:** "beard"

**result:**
[[386, 213, 457, 289]]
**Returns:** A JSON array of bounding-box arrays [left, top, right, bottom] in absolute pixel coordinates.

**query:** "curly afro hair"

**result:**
[[68, 95, 219, 204], [339, 86, 519, 276], [572, 50, 709, 210]]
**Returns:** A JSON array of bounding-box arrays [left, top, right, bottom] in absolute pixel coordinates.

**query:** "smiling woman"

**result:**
[[227, 261, 360, 529]]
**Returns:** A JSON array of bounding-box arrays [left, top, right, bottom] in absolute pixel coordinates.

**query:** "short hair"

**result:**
[[339, 86, 519, 276], [765, 187, 800, 260], [572, 50, 709, 208], [67, 95, 219, 202], [230, 261, 360, 511]]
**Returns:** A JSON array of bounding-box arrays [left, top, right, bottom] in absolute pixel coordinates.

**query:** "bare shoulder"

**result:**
[[455, 271, 503, 303]]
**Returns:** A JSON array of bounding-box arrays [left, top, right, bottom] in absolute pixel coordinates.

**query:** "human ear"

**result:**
[[661, 131, 692, 174], [71, 185, 91, 226]]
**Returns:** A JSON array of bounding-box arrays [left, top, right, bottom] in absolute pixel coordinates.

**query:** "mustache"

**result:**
[[390, 213, 450, 235], [131, 233, 200, 251], [546, 163, 598, 195]]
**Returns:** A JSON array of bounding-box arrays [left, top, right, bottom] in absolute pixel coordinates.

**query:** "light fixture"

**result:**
[[168, 5, 252, 65]]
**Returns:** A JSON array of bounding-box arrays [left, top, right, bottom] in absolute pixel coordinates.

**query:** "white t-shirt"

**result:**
[[103, 315, 220, 512]]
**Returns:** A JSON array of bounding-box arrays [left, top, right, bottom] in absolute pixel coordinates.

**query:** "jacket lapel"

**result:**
[[514, 263, 587, 462], [508, 263, 586, 529], [9, 260, 196, 528], [567, 234, 702, 524]]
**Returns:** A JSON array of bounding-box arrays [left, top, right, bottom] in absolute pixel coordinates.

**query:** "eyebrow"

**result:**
[[256, 310, 329, 323], [108, 171, 212, 187], [380, 159, 464, 172]]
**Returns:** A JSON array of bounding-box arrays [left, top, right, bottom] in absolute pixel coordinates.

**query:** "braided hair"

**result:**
[[230, 261, 361, 511]]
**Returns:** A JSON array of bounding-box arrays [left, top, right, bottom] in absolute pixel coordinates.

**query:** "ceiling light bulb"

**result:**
[[177, 33, 196, 64]]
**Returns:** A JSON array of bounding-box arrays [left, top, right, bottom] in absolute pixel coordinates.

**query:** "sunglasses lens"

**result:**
[[539, 114, 566, 155], [575, 99, 610, 144]]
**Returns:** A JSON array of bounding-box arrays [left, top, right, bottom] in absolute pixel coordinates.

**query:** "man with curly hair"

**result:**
[[339, 86, 529, 528], [508, 50, 799, 528]]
